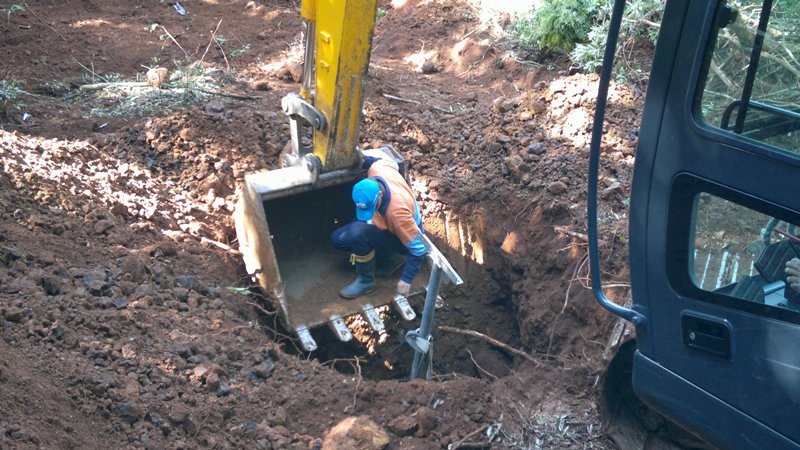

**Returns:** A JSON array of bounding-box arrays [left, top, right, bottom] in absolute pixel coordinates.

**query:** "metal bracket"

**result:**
[[421, 234, 463, 285], [408, 236, 462, 379], [328, 315, 353, 342], [393, 294, 416, 321], [282, 93, 328, 157], [282, 92, 327, 131], [360, 303, 385, 332], [295, 325, 317, 352], [405, 329, 431, 354], [280, 152, 322, 188]]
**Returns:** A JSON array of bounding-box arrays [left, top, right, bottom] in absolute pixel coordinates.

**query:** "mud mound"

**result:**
[[0, 0, 649, 448]]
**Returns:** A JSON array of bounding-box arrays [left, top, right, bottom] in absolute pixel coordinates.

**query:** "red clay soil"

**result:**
[[1, 0, 652, 449]]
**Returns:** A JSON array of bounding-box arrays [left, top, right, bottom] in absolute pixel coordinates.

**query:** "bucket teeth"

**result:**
[[360, 303, 385, 332], [295, 325, 317, 352], [392, 295, 416, 321], [328, 315, 353, 342]]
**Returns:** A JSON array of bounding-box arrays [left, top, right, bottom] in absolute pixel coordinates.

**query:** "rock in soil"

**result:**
[[322, 416, 390, 450]]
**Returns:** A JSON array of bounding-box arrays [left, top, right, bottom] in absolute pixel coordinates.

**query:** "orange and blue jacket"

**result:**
[[365, 157, 427, 283]]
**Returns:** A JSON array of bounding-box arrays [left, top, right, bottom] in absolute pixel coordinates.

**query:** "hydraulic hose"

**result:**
[[588, 0, 647, 326]]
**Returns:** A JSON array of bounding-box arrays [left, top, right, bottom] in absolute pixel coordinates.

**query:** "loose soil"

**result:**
[[1, 0, 658, 449]]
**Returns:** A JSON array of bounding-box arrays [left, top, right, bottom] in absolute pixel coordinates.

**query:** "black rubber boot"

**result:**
[[340, 258, 376, 299], [376, 252, 406, 277]]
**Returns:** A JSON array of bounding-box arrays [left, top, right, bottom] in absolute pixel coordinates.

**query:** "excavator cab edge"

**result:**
[[590, 0, 800, 448]]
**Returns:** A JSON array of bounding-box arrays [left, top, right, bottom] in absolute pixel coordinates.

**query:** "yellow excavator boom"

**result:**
[[311, 0, 378, 171]]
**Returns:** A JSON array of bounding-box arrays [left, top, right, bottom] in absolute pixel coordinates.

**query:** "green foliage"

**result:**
[[700, 0, 800, 142], [376, 7, 388, 20], [208, 35, 251, 59], [0, 79, 22, 103], [230, 44, 251, 59], [510, 0, 664, 77], [571, 0, 664, 74], [513, 0, 602, 53], [225, 287, 252, 296], [571, 26, 606, 73]]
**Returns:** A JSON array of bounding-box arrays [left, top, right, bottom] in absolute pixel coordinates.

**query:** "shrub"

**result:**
[[572, 0, 664, 74], [513, 0, 603, 53]]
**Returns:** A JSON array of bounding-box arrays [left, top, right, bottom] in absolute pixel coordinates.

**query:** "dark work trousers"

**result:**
[[330, 221, 406, 257]]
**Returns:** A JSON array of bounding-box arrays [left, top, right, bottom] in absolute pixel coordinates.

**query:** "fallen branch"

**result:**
[[382, 93, 420, 104], [74, 59, 110, 83], [450, 424, 489, 450], [79, 81, 149, 92], [188, 87, 256, 100], [209, 20, 230, 72], [710, 60, 736, 92], [459, 23, 486, 42], [200, 19, 223, 64], [77, 81, 255, 101], [201, 236, 243, 255], [455, 443, 492, 450], [160, 25, 189, 59], [15, 89, 42, 98], [23, 2, 66, 42], [554, 226, 588, 242], [439, 326, 540, 367]]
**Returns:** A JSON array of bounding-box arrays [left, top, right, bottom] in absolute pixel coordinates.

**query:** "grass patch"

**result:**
[[78, 62, 238, 119], [0, 79, 23, 103]]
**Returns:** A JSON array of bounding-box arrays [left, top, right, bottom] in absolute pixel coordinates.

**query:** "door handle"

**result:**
[[681, 313, 732, 360]]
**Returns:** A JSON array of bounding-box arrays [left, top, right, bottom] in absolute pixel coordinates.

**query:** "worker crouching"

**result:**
[[331, 155, 427, 299]]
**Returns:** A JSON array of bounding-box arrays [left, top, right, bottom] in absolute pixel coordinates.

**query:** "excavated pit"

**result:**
[[260, 194, 522, 381]]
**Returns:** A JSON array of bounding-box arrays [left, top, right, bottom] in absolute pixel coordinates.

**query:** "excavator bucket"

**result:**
[[234, 148, 424, 351]]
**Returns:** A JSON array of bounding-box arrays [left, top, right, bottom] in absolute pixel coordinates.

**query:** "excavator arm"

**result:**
[[282, 0, 378, 172]]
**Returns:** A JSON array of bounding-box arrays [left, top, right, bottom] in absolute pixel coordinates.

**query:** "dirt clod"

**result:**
[[388, 414, 417, 437], [322, 416, 391, 450], [146, 67, 170, 89], [415, 407, 438, 437], [250, 79, 273, 91], [421, 61, 439, 74]]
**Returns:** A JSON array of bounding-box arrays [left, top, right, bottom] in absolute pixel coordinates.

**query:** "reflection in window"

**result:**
[[698, 0, 800, 153], [693, 193, 800, 310]]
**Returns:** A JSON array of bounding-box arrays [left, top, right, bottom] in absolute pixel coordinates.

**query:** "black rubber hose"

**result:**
[[587, 0, 646, 326]]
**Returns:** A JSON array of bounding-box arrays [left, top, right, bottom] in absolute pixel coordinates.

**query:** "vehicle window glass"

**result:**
[[698, 0, 800, 153], [693, 193, 800, 312]]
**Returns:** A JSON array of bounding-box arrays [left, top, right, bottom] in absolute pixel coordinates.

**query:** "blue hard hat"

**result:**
[[352, 178, 381, 221]]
